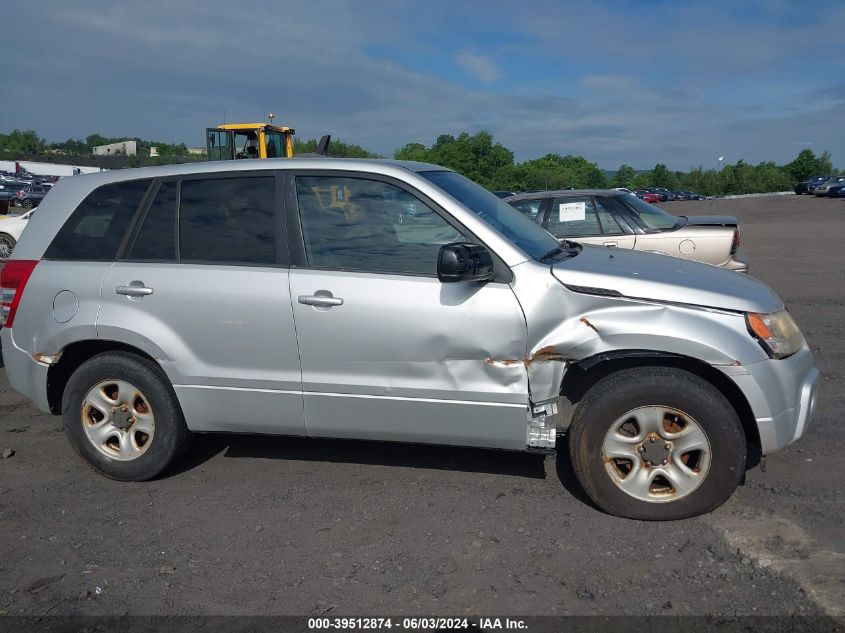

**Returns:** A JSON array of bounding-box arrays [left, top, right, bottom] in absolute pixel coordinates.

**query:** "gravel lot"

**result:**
[[0, 193, 843, 618]]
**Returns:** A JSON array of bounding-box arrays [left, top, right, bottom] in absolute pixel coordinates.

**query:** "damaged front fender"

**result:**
[[507, 260, 769, 408]]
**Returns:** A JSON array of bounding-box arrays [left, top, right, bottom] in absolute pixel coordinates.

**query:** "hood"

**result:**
[[683, 215, 738, 227], [552, 245, 783, 313]]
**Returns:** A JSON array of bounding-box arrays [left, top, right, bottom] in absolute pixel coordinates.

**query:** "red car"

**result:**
[[634, 189, 660, 203]]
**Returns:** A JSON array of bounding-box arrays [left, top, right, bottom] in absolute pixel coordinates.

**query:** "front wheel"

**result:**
[[62, 352, 190, 481], [567, 367, 746, 520], [21, 199, 33, 208]]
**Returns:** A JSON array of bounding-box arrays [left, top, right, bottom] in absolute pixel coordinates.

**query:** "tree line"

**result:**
[[1, 128, 838, 196], [395, 133, 839, 196], [0, 130, 192, 158]]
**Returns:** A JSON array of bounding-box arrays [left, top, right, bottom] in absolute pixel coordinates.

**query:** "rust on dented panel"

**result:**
[[486, 345, 575, 367], [485, 358, 522, 366], [528, 345, 567, 364], [34, 352, 62, 365], [580, 317, 600, 334]]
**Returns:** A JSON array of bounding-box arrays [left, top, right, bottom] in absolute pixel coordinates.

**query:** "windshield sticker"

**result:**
[[559, 202, 586, 222]]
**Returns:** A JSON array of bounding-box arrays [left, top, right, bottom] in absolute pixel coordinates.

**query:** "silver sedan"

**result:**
[[505, 189, 748, 272]]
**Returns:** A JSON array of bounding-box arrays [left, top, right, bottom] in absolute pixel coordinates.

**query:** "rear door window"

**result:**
[[179, 176, 276, 265], [45, 179, 152, 260], [129, 181, 177, 261]]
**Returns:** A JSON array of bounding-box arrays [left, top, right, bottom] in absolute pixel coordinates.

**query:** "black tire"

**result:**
[[567, 366, 746, 521], [0, 233, 16, 260], [62, 352, 190, 481]]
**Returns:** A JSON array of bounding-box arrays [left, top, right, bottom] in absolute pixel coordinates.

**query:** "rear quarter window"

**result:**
[[44, 179, 152, 260]]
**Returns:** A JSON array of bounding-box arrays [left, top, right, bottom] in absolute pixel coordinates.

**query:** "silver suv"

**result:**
[[1, 159, 818, 520]]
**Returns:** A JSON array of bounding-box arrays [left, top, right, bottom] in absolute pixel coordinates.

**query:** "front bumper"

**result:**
[[1, 328, 51, 413], [724, 347, 819, 454]]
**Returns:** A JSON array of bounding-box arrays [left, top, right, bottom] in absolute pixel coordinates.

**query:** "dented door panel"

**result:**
[[290, 268, 531, 449]]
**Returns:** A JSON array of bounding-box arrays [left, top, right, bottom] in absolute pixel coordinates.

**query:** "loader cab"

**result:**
[[206, 123, 295, 161]]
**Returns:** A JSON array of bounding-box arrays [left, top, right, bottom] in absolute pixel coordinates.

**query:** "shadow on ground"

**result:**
[[167, 431, 600, 511], [175, 432, 551, 479]]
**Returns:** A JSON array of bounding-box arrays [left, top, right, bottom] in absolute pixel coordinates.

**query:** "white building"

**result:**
[[93, 140, 137, 156]]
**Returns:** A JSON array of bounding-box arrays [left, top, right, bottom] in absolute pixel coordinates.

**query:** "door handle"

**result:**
[[603, 241, 618, 247], [298, 293, 343, 307], [115, 281, 154, 297]]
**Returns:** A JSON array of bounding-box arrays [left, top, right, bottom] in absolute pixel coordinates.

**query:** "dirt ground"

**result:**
[[0, 193, 843, 618]]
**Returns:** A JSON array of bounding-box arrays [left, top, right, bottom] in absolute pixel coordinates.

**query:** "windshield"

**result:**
[[620, 194, 681, 230], [420, 170, 561, 261]]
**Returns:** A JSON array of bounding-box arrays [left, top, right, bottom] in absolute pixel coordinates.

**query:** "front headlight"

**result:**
[[745, 310, 805, 359]]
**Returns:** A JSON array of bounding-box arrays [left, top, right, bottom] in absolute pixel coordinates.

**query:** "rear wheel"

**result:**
[[0, 233, 16, 260], [21, 199, 33, 208], [567, 366, 746, 520], [62, 352, 190, 481]]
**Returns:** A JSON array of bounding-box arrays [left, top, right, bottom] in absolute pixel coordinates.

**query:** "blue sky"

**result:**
[[1, 0, 843, 170]]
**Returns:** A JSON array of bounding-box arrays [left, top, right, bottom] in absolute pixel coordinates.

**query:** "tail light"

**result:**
[[0, 260, 38, 328], [731, 228, 741, 254]]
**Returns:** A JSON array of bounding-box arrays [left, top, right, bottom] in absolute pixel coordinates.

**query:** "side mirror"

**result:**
[[437, 242, 494, 283]]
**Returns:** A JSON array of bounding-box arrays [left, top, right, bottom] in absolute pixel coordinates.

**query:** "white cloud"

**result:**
[[454, 51, 502, 84]]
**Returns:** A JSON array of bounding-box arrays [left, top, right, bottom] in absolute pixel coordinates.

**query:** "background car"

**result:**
[[634, 189, 661, 203], [812, 176, 845, 196], [651, 187, 672, 201], [0, 177, 30, 189], [0, 185, 19, 206], [0, 209, 34, 259], [795, 176, 830, 194], [505, 189, 748, 271], [491, 190, 517, 198], [11, 184, 50, 208], [827, 184, 845, 198], [679, 190, 707, 200], [806, 176, 837, 195], [0, 177, 30, 200]]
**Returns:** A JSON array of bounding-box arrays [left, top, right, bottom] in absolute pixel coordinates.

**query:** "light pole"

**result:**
[[717, 155, 725, 171]]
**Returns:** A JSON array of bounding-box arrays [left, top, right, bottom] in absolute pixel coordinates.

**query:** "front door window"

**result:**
[[295, 176, 465, 275]]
